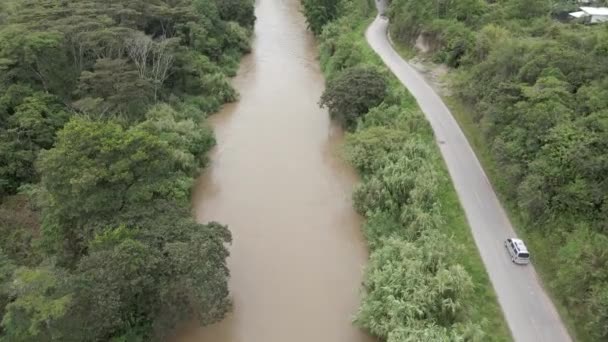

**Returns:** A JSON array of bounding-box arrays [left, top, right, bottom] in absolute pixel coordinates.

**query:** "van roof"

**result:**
[[511, 238, 529, 253]]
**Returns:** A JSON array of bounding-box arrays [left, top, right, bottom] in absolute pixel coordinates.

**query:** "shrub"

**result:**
[[355, 235, 477, 340]]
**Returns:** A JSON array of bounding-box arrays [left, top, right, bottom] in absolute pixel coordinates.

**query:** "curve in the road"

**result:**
[[366, 2, 572, 342]]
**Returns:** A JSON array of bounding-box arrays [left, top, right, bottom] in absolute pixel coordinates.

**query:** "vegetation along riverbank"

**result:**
[[302, 0, 511, 340], [0, 0, 254, 340]]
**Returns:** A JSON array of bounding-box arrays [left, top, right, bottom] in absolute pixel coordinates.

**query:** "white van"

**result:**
[[504, 238, 530, 265]]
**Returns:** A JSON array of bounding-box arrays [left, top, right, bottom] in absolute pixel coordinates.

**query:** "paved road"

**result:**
[[367, 2, 572, 342]]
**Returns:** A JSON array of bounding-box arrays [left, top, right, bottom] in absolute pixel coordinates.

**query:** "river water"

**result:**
[[182, 0, 372, 341]]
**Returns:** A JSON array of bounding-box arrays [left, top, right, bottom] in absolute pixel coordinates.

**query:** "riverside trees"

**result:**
[[0, 0, 254, 340], [307, 0, 507, 340]]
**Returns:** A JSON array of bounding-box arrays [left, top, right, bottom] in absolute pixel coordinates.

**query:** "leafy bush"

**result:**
[[355, 235, 477, 340], [344, 126, 409, 174]]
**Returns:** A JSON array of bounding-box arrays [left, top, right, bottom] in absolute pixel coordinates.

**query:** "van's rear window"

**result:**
[[519, 252, 529, 258]]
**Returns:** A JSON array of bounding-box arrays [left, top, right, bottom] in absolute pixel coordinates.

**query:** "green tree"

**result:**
[[99, 202, 233, 337], [0, 92, 69, 195], [153, 221, 232, 334], [0, 25, 75, 97], [1, 266, 71, 342], [320, 67, 388, 129], [66, 238, 162, 341], [302, 0, 340, 35], [37, 118, 192, 262], [214, 0, 256, 28], [506, 0, 551, 19], [75, 58, 153, 119], [64, 214, 231, 341], [137, 104, 216, 174]]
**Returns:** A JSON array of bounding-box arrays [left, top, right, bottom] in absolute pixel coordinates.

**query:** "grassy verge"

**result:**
[[317, 4, 510, 341], [436, 173, 510, 341], [388, 36, 584, 341]]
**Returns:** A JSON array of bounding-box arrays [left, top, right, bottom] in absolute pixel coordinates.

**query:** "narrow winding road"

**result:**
[[367, 2, 572, 342]]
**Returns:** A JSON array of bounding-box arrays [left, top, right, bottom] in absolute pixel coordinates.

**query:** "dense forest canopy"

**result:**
[[386, 0, 608, 339], [0, 0, 254, 340]]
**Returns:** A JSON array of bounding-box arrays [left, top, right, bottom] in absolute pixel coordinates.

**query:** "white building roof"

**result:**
[[580, 6, 608, 15]]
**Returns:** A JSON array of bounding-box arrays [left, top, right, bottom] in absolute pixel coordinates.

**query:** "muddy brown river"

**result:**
[[182, 0, 372, 341]]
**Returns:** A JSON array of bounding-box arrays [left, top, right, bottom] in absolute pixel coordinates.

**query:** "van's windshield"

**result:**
[[519, 252, 530, 258]]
